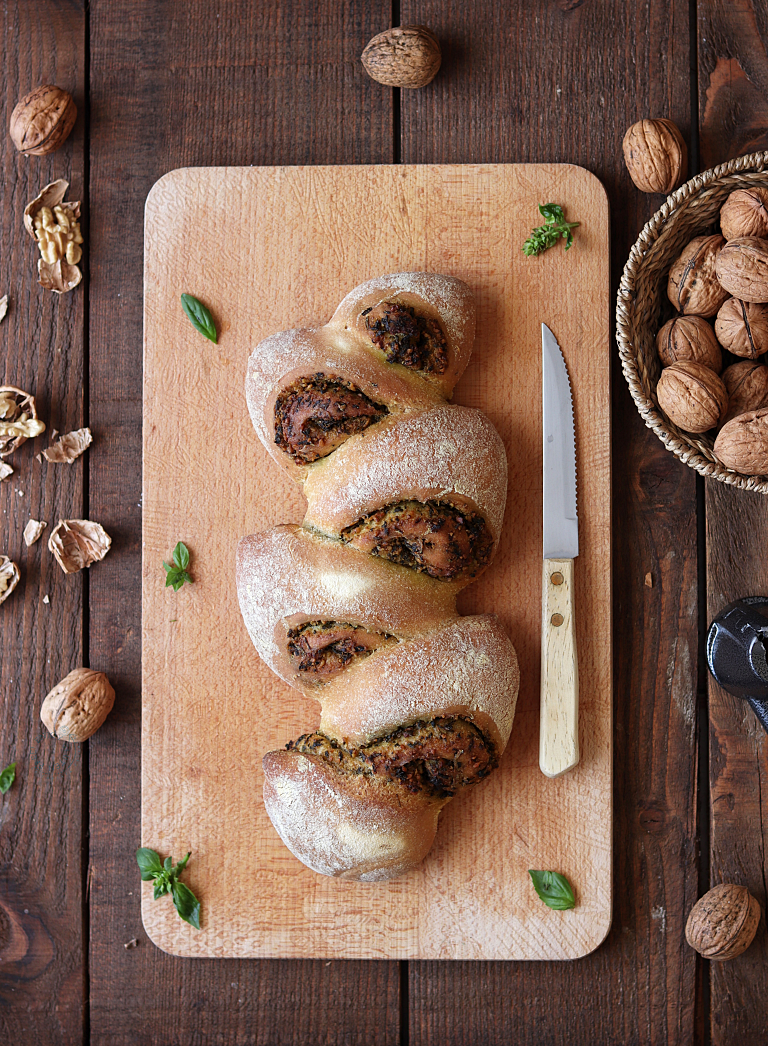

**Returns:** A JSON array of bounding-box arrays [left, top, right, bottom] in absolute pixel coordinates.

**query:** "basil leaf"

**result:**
[[181, 294, 217, 343], [0, 762, 16, 794], [174, 542, 190, 571], [171, 881, 201, 929], [153, 878, 170, 900], [171, 851, 191, 878], [136, 847, 164, 880], [164, 857, 172, 872], [528, 870, 576, 910]]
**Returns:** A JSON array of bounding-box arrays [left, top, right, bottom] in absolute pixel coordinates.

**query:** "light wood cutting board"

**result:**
[[142, 164, 611, 960]]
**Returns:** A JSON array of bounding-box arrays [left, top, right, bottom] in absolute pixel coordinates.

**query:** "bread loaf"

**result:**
[[238, 272, 519, 880]]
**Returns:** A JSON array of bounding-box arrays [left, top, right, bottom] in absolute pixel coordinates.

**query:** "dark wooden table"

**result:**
[[1, 1, 767, 1042]]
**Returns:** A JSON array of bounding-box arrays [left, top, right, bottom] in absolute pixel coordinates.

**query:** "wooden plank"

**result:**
[[0, 1, 86, 1042], [699, 2, 768, 1039], [87, 0, 399, 1041], [141, 162, 611, 960], [399, 0, 698, 1038]]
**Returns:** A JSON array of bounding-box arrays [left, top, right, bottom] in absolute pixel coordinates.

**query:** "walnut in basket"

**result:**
[[656, 315, 722, 371], [716, 237, 768, 303], [715, 297, 768, 358], [714, 407, 768, 474], [667, 235, 729, 316], [721, 361, 768, 424], [656, 361, 728, 433], [720, 187, 768, 241]]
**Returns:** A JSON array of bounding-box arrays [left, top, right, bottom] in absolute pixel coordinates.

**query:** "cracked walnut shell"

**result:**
[[656, 361, 727, 433], [720, 187, 768, 241], [714, 407, 768, 475], [40, 667, 115, 742], [10, 85, 77, 156], [622, 118, 687, 194], [668, 235, 728, 316], [361, 26, 441, 88], [656, 315, 721, 371], [685, 884, 761, 960], [0, 555, 20, 605], [48, 519, 111, 573], [0, 386, 46, 457], [24, 179, 83, 293], [715, 297, 768, 358], [716, 237, 768, 303]]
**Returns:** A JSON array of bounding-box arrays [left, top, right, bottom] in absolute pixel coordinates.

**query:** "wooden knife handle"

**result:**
[[540, 557, 579, 778]]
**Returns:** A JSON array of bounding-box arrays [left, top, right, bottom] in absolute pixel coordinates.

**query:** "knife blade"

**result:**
[[540, 322, 579, 778]]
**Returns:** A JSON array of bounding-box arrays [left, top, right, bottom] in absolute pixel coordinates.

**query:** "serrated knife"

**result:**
[[540, 323, 579, 778]]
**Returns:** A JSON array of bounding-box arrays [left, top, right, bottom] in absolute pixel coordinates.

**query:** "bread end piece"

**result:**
[[263, 749, 447, 881]]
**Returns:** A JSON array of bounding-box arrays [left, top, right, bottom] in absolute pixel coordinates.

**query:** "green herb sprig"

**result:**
[[181, 294, 217, 343], [528, 869, 576, 910], [0, 762, 16, 794], [136, 847, 201, 929], [163, 541, 193, 592], [522, 204, 580, 257]]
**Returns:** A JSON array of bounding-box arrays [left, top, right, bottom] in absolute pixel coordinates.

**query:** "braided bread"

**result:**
[[237, 273, 519, 881]]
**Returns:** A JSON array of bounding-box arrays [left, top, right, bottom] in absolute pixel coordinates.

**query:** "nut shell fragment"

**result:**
[[42, 427, 92, 463], [0, 295, 7, 323], [668, 235, 728, 316], [685, 883, 761, 960], [23, 179, 83, 293], [720, 188, 768, 241], [0, 386, 46, 457], [48, 519, 111, 573], [23, 519, 47, 547], [40, 667, 115, 742], [0, 462, 12, 481], [716, 237, 768, 303], [622, 118, 687, 194], [361, 26, 441, 88], [0, 556, 20, 605], [714, 407, 768, 475], [656, 361, 728, 433], [9, 85, 77, 156], [656, 315, 722, 371], [715, 297, 768, 358]]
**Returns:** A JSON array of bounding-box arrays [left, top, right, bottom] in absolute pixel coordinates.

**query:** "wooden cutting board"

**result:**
[[142, 164, 611, 960]]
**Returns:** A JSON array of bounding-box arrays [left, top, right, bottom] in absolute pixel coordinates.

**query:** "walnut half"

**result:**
[[48, 519, 111, 573], [0, 386, 46, 457], [40, 667, 116, 742], [23, 179, 83, 293], [0, 556, 20, 605]]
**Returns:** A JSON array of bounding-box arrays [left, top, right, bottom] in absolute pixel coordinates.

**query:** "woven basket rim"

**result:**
[[616, 149, 768, 494]]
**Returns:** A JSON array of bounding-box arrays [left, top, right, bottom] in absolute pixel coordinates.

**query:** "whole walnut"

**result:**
[[715, 297, 768, 358], [40, 667, 115, 742], [656, 361, 728, 433], [685, 884, 761, 960], [622, 118, 687, 194], [721, 361, 768, 423], [714, 406, 768, 475], [668, 235, 728, 316], [720, 187, 768, 241], [716, 237, 768, 303], [361, 26, 441, 88], [9, 85, 77, 156], [656, 315, 721, 371]]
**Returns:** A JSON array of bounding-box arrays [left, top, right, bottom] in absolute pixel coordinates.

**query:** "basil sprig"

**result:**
[[522, 203, 580, 256], [0, 762, 16, 794], [181, 293, 217, 343], [136, 847, 201, 929], [528, 869, 576, 910], [163, 541, 193, 591]]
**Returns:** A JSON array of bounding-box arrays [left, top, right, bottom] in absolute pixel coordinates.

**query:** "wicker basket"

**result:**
[[617, 150, 768, 494]]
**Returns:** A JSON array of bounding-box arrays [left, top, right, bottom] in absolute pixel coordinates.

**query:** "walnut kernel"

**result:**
[[714, 407, 768, 475], [361, 26, 441, 88], [656, 315, 721, 371], [656, 361, 728, 433], [685, 884, 761, 960], [40, 667, 115, 742], [9, 85, 77, 156], [0, 555, 20, 605], [720, 187, 768, 241], [622, 118, 687, 194], [0, 386, 46, 457], [23, 179, 83, 293], [715, 297, 768, 358], [716, 237, 768, 303], [668, 235, 728, 316]]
